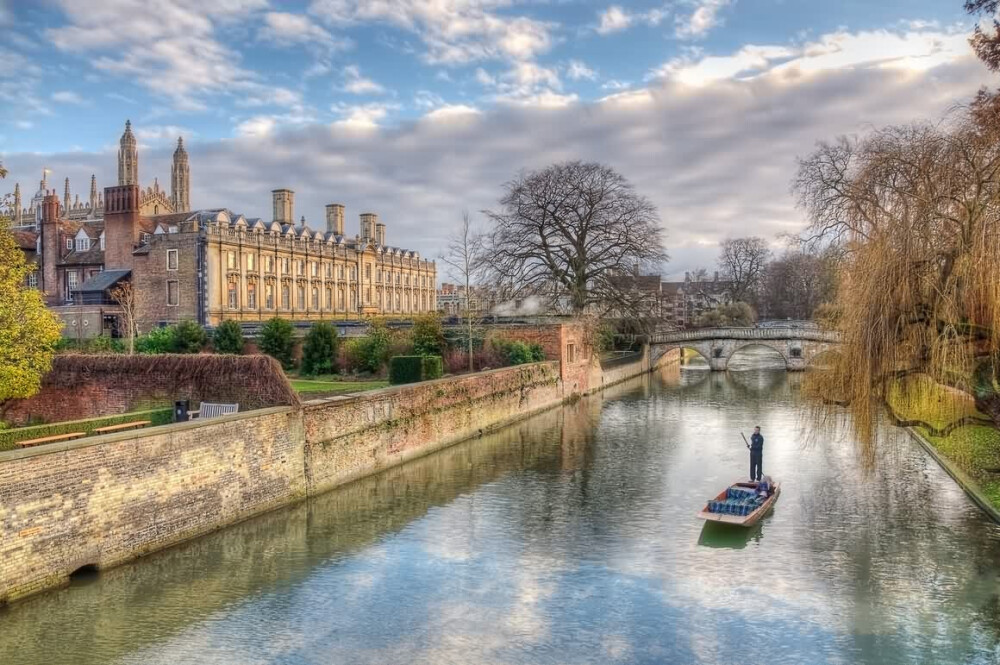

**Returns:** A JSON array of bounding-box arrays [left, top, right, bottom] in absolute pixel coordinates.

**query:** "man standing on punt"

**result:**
[[750, 426, 764, 482]]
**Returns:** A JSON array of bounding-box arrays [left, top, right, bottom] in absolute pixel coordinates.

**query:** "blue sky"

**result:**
[[0, 0, 989, 277]]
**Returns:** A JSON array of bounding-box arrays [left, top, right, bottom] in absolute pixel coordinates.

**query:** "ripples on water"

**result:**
[[3, 349, 1000, 665]]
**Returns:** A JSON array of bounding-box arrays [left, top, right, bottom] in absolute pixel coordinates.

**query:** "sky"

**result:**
[[0, 0, 991, 279]]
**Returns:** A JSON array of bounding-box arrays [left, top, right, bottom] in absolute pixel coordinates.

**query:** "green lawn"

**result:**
[[289, 378, 388, 395]]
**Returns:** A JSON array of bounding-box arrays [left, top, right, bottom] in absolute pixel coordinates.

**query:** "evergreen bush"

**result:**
[[301, 322, 340, 376], [410, 313, 445, 356], [259, 317, 296, 369], [421, 355, 443, 380], [136, 326, 175, 354], [213, 320, 245, 355], [172, 320, 207, 354], [389, 356, 424, 384]]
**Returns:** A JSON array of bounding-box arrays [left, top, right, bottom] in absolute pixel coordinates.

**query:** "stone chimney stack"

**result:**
[[359, 212, 377, 241], [325, 204, 345, 235], [272, 188, 294, 224], [375, 222, 386, 246], [40, 191, 61, 304], [103, 184, 141, 269]]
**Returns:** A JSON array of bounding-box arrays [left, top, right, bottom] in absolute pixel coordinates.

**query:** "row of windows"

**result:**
[[67, 236, 105, 252], [222, 280, 433, 313], [223, 251, 432, 286]]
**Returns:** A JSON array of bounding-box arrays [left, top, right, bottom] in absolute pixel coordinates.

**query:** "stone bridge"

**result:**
[[649, 327, 841, 371]]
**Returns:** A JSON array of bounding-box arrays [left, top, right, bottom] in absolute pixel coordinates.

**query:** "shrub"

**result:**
[[172, 320, 208, 354], [422, 355, 443, 380], [359, 319, 392, 374], [301, 322, 340, 376], [528, 343, 545, 362], [136, 326, 175, 354], [411, 313, 445, 356], [489, 338, 546, 367], [389, 355, 443, 384], [695, 302, 756, 328], [213, 320, 245, 355], [389, 356, 423, 384], [260, 317, 295, 369]]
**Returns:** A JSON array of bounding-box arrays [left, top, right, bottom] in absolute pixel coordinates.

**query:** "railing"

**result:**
[[650, 327, 841, 344]]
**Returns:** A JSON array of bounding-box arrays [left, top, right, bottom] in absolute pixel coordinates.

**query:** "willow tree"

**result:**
[[794, 106, 1000, 447], [484, 161, 667, 318]]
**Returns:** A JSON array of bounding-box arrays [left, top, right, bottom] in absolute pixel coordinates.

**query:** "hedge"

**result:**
[[389, 355, 443, 385], [0, 408, 174, 451]]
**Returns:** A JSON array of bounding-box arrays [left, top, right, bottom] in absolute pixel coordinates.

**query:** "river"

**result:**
[[3, 348, 1000, 665]]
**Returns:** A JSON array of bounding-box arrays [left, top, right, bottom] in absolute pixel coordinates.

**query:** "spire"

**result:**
[[89, 174, 98, 211], [13, 182, 22, 226], [171, 134, 190, 213], [39, 168, 48, 192], [118, 119, 138, 186], [64, 177, 71, 211]]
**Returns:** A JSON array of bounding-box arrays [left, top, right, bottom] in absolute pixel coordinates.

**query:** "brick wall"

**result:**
[[0, 322, 655, 605], [133, 232, 202, 331]]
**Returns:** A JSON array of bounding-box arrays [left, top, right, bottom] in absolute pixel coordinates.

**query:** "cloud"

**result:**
[[257, 11, 350, 52], [597, 6, 632, 35], [567, 60, 598, 81], [45, 0, 273, 111], [51, 90, 86, 105], [476, 61, 574, 105], [4, 27, 988, 277], [675, 0, 731, 39], [309, 0, 555, 65], [341, 65, 387, 95]]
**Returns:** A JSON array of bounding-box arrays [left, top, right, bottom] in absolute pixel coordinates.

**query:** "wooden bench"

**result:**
[[93, 420, 151, 435], [18, 432, 86, 448], [191, 403, 239, 419]]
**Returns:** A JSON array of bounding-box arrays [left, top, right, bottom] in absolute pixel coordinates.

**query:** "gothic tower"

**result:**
[[89, 174, 98, 211], [118, 119, 138, 186], [63, 177, 71, 211], [12, 182, 21, 226], [171, 136, 190, 213]]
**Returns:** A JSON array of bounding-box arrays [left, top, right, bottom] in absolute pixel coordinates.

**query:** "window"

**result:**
[[325, 263, 332, 278], [227, 251, 236, 270], [566, 343, 576, 363], [325, 287, 332, 309], [227, 280, 239, 309], [298, 259, 305, 275], [311, 261, 318, 277], [311, 287, 319, 309], [265, 283, 275, 310], [281, 257, 290, 275], [339, 265, 345, 279], [338, 288, 345, 309], [297, 286, 305, 309], [265, 256, 274, 273], [396, 273, 400, 285], [395, 293, 400, 310], [167, 249, 178, 271], [365, 265, 371, 281], [66, 238, 73, 250], [140, 232, 150, 244], [247, 282, 257, 310], [281, 284, 290, 310], [247, 253, 256, 271], [27, 271, 38, 289], [167, 280, 179, 306], [67, 271, 78, 293], [351, 267, 357, 281], [99, 233, 105, 251]]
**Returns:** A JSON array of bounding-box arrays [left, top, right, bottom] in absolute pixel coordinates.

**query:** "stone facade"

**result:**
[[0, 322, 644, 605]]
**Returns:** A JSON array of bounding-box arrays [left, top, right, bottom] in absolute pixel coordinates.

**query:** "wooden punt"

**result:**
[[697, 480, 781, 527]]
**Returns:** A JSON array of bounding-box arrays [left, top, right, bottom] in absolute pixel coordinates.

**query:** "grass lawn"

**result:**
[[887, 374, 986, 430], [289, 378, 388, 395]]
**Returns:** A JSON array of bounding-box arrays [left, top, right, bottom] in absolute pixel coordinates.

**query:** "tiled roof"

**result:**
[[12, 229, 37, 251], [74, 269, 130, 293]]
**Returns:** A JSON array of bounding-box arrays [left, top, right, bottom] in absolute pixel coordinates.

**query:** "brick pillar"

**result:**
[[40, 191, 61, 305]]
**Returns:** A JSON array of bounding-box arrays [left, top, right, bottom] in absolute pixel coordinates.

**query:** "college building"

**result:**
[[11, 121, 437, 337]]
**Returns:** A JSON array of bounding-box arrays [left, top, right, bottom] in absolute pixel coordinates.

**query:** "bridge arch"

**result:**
[[648, 327, 841, 372], [726, 341, 789, 370]]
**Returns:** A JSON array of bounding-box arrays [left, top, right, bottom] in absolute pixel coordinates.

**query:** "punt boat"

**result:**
[[697, 480, 780, 527]]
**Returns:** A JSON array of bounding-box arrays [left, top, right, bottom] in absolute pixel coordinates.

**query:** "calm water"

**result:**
[[4, 349, 1000, 665]]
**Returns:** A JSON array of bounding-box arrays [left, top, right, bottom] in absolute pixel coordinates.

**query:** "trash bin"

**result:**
[[174, 400, 190, 422]]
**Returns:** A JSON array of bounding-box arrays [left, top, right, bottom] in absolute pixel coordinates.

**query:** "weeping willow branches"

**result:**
[[794, 105, 1000, 453]]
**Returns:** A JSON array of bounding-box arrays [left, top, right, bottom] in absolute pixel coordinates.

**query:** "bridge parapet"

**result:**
[[651, 327, 841, 345]]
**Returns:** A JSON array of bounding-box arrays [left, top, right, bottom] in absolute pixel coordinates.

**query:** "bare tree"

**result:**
[[688, 267, 710, 282], [967, 1, 1000, 71], [484, 161, 667, 316], [110, 281, 138, 354], [717, 237, 770, 303], [439, 211, 486, 373], [759, 249, 838, 320]]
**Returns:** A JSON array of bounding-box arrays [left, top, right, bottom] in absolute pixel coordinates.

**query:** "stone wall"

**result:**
[[0, 322, 654, 605]]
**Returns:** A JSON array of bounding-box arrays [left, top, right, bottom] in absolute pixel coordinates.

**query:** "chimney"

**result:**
[[375, 222, 385, 246], [325, 203, 345, 235], [40, 191, 61, 305], [684, 271, 691, 282], [359, 212, 378, 241], [272, 188, 294, 224], [103, 184, 141, 269]]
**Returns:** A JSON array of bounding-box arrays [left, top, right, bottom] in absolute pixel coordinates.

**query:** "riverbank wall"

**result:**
[[0, 324, 667, 605]]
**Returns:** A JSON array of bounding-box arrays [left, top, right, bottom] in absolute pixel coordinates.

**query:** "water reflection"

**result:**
[[2, 365, 1000, 665]]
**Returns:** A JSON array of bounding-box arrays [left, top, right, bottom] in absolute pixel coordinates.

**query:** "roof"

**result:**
[[74, 269, 131, 293], [61, 247, 105, 265], [12, 229, 37, 251]]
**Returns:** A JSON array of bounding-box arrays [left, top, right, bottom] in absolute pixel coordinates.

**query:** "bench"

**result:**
[[93, 420, 152, 435], [191, 403, 238, 419], [18, 432, 86, 448]]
